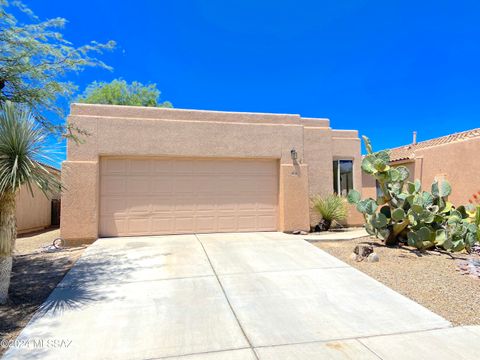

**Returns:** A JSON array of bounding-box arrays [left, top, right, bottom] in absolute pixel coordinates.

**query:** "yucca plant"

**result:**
[[311, 194, 348, 231], [0, 101, 61, 304]]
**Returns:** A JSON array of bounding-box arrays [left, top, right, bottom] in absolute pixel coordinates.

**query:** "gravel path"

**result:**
[[315, 237, 480, 326]]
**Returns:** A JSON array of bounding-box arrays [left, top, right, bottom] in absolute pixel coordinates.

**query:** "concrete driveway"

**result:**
[[3, 232, 480, 359]]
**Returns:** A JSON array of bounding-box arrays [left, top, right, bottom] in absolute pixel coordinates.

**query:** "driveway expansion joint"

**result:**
[[147, 347, 253, 360], [195, 234, 260, 360], [250, 324, 454, 351]]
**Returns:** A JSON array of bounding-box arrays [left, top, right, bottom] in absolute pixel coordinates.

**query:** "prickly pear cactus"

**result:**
[[347, 136, 479, 252]]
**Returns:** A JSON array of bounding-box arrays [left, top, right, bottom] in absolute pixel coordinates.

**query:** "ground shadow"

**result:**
[[0, 247, 151, 340], [16, 226, 59, 239]]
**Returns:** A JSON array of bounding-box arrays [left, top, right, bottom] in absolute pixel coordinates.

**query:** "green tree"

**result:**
[[0, 1, 115, 137], [0, 101, 61, 304], [77, 79, 173, 108]]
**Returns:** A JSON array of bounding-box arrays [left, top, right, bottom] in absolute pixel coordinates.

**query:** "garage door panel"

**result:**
[[151, 176, 174, 193], [218, 216, 237, 231], [238, 216, 257, 231], [101, 197, 127, 216], [100, 158, 278, 236], [174, 160, 196, 174], [196, 177, 219, 193], [126, 197, 152, 213], [196, 216, 217, 232], [257, 215, 277, 230], [257, 195, 278, 210], [175, 217, 196, 232], [127, 217, 152, 235], [196, 198, 217, 211], [237, 197, 257, 210], [256, 177, 277, 190], [175, 196, 196, 211], [151, 159, 173, 173], [151, 217, 174, 233], [216, 196, 237, 210], [128, 159, 152, 174], [125, 177, 151, 194], [151, 196, 174, 212], [101, 177, 126, 195], [102, 158, 127, 175], [174, 177, 198, 193], [101, 217, 127, 236]]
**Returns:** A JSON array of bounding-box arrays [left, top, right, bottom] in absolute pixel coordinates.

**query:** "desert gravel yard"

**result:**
[[0, 228, 86, 357], [315, 236, 480, 326]]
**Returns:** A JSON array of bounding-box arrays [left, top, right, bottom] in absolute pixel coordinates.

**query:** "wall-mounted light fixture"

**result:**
[[290, 148, 298, 161]]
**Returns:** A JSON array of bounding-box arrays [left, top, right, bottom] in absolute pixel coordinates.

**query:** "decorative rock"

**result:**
[[293, 230, 310, 235], [353, 244, 374, 258], [367, 252, 380, 262], [350, 253, 359, 261]]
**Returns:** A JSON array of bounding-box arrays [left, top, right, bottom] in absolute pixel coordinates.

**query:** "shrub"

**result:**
[[347, 136, 478, 252], [312, 194, 348, 231]]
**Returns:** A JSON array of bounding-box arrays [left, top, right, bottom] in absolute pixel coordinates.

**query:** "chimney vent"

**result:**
[[413, 131, 417, 145]]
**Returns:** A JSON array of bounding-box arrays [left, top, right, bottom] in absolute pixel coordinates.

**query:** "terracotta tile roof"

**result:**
[[388, 128, 480, 162]]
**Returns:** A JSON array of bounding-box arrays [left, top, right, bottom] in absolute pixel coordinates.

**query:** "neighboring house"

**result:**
[[61, 104, 362, 242], [16, 164, 61, 234], [363, 129, 480, 206]]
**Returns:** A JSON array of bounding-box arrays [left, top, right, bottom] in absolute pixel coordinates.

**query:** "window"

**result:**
[[376, 180, 383, 198], [333, 160, 353, 196]]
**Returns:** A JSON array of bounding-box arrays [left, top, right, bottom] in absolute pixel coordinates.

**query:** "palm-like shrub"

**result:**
[[0, 101, 61, 304], [311, 194, 348, 231]]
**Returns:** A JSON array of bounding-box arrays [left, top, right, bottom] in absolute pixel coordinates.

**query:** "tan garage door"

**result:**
[[99, 158, 279, 237]]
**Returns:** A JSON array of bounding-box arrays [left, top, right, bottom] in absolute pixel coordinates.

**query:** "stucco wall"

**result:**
[[16, 184, 51, 233], [16, 168, 61, 234], [303, 127, 362, 226], [362, 139, 479, 207], [413, 137, 480, 206], [360, 136, 479, 217], [62, 104, 361, 241]]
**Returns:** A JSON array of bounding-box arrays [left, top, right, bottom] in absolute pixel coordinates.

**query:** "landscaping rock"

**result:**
[[350, 244, 376, 262], [354, 244, 374, 258], [292, 230, 309, 235], [367, 253, 380, 262], [350, 253, 360, 261]]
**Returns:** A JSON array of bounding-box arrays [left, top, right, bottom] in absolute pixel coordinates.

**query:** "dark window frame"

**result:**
[[333, 159, 354, 196]]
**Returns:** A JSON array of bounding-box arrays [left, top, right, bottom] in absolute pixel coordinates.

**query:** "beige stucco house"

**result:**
[[61, 104, 362, 242], [16, 165, 61, 234], [363, 129, 480, 206]]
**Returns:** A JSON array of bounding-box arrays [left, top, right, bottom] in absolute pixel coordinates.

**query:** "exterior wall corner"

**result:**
[[60, 160, 99, 243], [278, 163, 310, 232]]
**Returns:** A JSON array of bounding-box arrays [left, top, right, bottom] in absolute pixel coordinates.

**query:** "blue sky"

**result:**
[[31, 0, 480, 165]]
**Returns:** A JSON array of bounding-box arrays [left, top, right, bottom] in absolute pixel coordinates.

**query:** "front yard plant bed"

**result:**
[[0, 229, 85, 356], [315, 237, 480, 326]]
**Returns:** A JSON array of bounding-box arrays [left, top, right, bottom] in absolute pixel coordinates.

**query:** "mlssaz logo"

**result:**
[[0, 338, 73, 349]]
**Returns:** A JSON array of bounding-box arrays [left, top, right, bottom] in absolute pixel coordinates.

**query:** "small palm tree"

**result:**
[[311, 194, 348, 231], [0, 101, 61, 304]]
